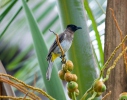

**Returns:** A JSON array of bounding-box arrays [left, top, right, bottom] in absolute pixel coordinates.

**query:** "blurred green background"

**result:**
[[0, 0, 107, 99]]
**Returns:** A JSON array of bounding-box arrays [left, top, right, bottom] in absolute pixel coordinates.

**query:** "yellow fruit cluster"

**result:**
[[58, 60, 79, 99]]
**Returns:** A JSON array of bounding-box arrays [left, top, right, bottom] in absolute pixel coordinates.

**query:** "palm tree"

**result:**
[[0, 0, 107, 99]]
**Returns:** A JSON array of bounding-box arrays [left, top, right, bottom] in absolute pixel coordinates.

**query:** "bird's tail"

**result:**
[[46, 59, 53, 80]]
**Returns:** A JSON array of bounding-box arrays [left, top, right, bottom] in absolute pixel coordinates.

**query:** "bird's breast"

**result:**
[[54, 40, 72, 54], [61, 40, 72, 51]]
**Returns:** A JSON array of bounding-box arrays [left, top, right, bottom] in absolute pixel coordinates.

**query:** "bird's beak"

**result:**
[[77, 27, 82, 30]]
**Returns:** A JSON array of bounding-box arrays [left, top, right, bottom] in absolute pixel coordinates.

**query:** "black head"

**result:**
[[66, 24, 82, 32]]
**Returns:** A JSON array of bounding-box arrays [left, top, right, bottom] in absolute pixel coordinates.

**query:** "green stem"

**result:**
[[87, 92, 97, 100], [103, 47, 127, 82], [80, 87, 93, 100], [72, 92, 77, 100]]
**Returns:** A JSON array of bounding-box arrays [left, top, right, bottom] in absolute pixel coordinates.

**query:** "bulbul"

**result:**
[[46, 24, 82, 80]]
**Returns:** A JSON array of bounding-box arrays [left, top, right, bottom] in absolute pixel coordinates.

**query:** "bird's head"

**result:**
[[66, 24, 82, 32]]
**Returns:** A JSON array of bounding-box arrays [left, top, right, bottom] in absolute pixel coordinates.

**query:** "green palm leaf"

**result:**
[[57, 0, 100, 99], [21, 0, 66, 99]]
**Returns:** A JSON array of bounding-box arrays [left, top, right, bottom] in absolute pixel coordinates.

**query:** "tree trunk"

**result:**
[[104, 0, 127, 99]]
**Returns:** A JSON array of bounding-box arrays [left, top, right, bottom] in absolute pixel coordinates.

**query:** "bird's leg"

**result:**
[[60, 54, 65, 59], [49, 29, 66, 64], [61, 59, 66, 64], [60, 54, 66, 64]]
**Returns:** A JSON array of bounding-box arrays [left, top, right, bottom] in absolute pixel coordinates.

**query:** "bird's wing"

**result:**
[[47, 33, 65, 60]]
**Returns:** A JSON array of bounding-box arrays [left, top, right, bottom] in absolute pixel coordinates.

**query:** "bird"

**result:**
[[46, 24, 82, 80]]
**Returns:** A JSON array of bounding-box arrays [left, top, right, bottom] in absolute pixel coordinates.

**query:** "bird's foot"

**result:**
[[60, 54, 66, 64], [60, 54, 65, 59], [61, 59, 66, 64]]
